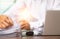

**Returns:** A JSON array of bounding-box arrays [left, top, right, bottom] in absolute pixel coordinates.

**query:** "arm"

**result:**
[[30, 19, 44, 35]]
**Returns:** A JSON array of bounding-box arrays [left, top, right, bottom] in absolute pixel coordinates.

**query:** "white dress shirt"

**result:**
[[47, 0, 60, 10], [0, 0, 47, 35]]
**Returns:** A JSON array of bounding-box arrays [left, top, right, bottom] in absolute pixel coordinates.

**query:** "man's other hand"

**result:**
[[0, 15, 13, 29]]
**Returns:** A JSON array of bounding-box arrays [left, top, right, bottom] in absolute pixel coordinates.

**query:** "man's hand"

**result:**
[[0, 15, 13, 29], [20, 20, 30, 30]]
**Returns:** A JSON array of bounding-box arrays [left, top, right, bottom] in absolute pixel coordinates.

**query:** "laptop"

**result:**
[[42, 10, 60, 35]]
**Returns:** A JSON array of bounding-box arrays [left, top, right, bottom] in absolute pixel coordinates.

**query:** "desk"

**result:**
[[0, 36, 60, 39]]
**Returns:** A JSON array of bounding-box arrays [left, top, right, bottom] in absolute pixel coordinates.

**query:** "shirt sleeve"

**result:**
[[28, 0, 47, 35]]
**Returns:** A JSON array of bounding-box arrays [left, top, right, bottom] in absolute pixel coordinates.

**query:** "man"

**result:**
[[0, 0, 59, 35], [0, 0, 49, 35]]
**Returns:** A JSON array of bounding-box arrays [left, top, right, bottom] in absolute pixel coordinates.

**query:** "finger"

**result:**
[[5, 17, 13, 26], [8, 18, 13, 26], [21, 25, 25, 29], [2, 21, 9, 27], [0, 24, 2, 29], [4, 16, 11, 23], [0, 23, 6, 29], [0, 22, 4, 29], [4, 18, 9, 23]]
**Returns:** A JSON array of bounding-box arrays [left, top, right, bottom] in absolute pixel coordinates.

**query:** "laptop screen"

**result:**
[[43, 10, 60, 35]]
